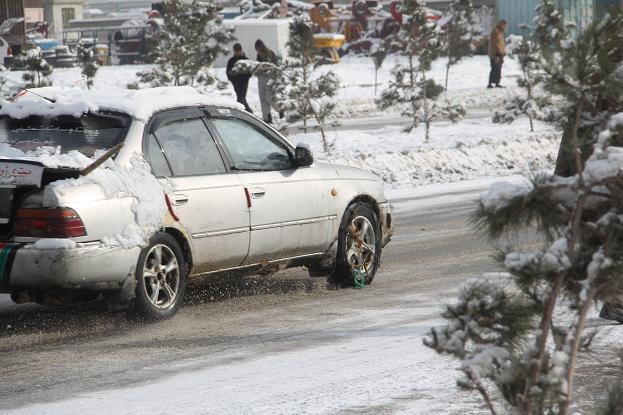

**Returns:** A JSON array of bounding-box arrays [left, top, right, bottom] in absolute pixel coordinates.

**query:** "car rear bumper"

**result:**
[[0, 242, 141, 292]]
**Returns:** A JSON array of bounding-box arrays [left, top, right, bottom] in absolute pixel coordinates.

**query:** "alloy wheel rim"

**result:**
[[142, 244, 180, 309], [346, 215, 377, 276]]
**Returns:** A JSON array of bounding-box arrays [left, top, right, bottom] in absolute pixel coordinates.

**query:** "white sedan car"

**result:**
[[0, 87, 393, 319]]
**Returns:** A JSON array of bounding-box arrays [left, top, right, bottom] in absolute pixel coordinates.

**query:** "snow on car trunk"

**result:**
[[0, 98, 170, 248], [46, 154, 170, 248]]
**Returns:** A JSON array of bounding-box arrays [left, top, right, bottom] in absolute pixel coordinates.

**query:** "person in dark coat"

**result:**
[[254, 39, 279, 123], [226, 43, 253, 113]]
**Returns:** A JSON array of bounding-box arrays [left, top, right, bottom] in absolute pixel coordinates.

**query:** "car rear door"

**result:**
[[205, 109, 333, 264], [145, 109, 250, 273]]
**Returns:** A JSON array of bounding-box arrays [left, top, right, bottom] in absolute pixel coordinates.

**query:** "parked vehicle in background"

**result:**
[[0, 17, 27, 67], [0, 35, 13, 66], [0, 87, 393, 320], [45, 45, 77, 68]]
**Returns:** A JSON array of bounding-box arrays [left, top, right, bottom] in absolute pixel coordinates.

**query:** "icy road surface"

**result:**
[[0, 180, 620, 414]]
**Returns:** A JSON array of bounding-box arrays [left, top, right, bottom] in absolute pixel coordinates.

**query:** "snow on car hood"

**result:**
[[0, 86, 243, 122]]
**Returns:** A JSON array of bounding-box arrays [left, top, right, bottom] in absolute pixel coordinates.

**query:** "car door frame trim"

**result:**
[[251, 215, 337, 231], [192, 226, 249, 239]]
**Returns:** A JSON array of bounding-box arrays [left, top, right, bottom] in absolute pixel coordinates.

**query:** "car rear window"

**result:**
[[0, 112, 130, 158]]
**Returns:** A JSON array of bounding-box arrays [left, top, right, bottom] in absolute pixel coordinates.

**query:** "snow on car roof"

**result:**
[[0, 86, 244, 122]]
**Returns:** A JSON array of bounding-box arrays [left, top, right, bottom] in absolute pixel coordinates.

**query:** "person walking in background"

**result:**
[[255, 39, 279, 123], [226, 43, 253, 113], [488, 20, 507, 89]]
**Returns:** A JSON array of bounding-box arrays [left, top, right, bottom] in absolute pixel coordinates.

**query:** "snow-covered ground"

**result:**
[[2, 55, 523, 118], [0, 56, 569, 415], [2, 180, 616, 415], [2, 54, 559, 188]]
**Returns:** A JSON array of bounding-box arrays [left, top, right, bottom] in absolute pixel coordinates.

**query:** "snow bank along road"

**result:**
[[0, 183, 620, 414]]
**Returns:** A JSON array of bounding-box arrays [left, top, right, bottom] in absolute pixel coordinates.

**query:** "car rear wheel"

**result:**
[[133, 233, 187, 320], [329, 202, 382, 288]]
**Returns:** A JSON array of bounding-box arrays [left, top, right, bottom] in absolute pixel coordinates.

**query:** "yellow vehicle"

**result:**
[[94, 44, 109, 66], [313, 33, 345, 63]]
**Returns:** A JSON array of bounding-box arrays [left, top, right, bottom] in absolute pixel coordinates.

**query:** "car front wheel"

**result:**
[[133, 233, 187, 320], [329, 202, 382, 288]]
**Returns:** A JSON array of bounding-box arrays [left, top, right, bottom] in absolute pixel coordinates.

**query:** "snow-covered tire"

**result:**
[[133, 233, 187, 320], [329, 202, 382, 288]]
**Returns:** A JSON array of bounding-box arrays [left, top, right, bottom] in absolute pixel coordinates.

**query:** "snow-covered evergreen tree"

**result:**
[[276, 16, 340, 152], [492, 34, 554, 132], [370, 38, 389, 95], [22, 49, 53, 88], [131, 0, 233, 89], [440, 0, 478, 90], [494, 0, 573, 133], [377, 0, 464, 142], [426, 10, 623, 415], [533, 0, 573, 58], [76, 43, 99, 90]]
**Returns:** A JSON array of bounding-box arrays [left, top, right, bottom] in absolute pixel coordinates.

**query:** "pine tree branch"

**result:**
[[521, 273, 563, 415], [466, 368, 498, 415], [559, 287, 597, 415]]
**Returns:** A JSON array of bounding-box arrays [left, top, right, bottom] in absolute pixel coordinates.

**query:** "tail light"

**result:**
[[15, 208, 87, 238], [6, 46, 12, 57]]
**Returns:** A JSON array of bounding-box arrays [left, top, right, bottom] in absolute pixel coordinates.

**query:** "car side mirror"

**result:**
[[294, 143, 314, 167]]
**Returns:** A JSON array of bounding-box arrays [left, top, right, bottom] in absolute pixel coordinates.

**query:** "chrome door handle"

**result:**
[[250, 188, 266, 198], [172, 194, 189, 205]]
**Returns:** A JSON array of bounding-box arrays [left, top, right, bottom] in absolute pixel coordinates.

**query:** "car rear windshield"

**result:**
[[0, 112, 130, 158]]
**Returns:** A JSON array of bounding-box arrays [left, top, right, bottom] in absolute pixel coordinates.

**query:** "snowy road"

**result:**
[[285, 108, 494, 134], [0, 182, 619, 414]]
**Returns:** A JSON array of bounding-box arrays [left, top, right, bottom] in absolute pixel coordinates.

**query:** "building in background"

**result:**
[[0, 0, 26, 37], [25, 0, 44, 32], [84, 0, 152, 15], [496, 0, 623, 36], [0, 0, 27, 53], [43, 0, 86, 40]]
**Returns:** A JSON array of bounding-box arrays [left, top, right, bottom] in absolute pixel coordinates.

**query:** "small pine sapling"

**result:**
[[492, 32, 553, 132], [22, 49, 53, 88], [533, 0, 573, 59], [370, 38, 389, 95], [131, 0, 233, 89], [425, 9, 623, 415], [441, 0, 478, 90], [76, 43, 99, 89], [377, 0, 465, 142]]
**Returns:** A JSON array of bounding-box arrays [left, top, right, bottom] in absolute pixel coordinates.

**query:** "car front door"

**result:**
[[206, 111, 334, 264], [145, 109, 250, 273]]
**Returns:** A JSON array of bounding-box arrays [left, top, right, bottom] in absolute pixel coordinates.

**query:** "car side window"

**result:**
[[153, 118, 226, 176], [147, 134, 172, 177], [210, 118, 293, 171]]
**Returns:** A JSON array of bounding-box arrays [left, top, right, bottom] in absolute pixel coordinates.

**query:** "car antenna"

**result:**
[[9, 89, 56, 103]]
